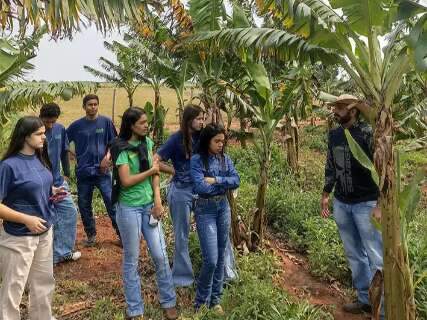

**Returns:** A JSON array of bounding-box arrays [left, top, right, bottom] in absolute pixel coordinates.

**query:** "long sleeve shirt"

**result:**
[[323, 121, 379, 204], [190, 153, 240, 197]]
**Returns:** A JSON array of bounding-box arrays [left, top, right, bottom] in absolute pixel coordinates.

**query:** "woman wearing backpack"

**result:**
[[111, 107, 177, 320]]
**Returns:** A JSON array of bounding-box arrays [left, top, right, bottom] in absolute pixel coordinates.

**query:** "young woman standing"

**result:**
[[110, 107, 177, 320], [190, 124, 240, 313], [0, 116, 58, 320]]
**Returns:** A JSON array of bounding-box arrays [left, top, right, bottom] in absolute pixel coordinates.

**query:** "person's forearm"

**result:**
[[120, 168, 156, 188], [152, 174, 162, 205], [0, 204, 30, 224], [159, 162, 175, 175]]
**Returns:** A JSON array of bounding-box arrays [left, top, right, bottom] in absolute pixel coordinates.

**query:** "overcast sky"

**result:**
[[29, 26, 123, 82]]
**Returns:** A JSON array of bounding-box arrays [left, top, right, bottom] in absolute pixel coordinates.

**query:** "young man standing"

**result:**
[[40, 103, 81, 264], [321, 94, 383, 316], [67, 94, 119, 246]]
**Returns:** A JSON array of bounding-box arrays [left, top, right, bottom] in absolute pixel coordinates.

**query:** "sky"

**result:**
[[29, 26, 123, 82]]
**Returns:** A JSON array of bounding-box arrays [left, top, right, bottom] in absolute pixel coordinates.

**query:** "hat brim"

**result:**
[[328, 98, 359, 106]]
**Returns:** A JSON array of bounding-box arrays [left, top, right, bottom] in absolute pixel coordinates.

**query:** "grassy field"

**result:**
[[44, 84, 193, 127]]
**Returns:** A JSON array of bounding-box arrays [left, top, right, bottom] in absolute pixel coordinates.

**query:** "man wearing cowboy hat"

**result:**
[[320, 94, 383, 316]]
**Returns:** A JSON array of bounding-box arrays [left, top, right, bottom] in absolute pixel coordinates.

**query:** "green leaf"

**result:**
[[232, 3, 250, 28], [344, 129, 379, 186], [370, 215, 382, 232], [399, 170, 424, 222], [244, 62, 272, 100]]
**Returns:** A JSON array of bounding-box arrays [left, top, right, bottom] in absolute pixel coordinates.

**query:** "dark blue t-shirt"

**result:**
[[46, 123, 69, 187], [66, 115, 117, 178], [0, 154, 55, 236], [157, 131, 200, 185]]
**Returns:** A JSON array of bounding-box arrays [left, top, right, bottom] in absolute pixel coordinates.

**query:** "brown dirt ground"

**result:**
[[54, 217, 370, 320]]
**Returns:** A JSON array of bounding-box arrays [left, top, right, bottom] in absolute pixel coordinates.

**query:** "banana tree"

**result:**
[[0, 0, 150, 38], [0, 32, 96, 135], [194, 0, 426, 318], [84, 41, 145, 106]]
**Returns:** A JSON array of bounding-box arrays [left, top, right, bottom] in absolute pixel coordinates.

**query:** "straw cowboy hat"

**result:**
[[328, 94, 359, 106]]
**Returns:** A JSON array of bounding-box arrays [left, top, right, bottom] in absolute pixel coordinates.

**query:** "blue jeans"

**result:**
[[167, 182, 237, 287], [53, 181, 78, 264], [116, 203, 176, 317], [76, 173, 119, 237], [333, 198, 384, 306], [194, 196, 231, 308]]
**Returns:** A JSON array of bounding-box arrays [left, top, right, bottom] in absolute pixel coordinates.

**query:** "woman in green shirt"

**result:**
[[111, 107, 177, 320]]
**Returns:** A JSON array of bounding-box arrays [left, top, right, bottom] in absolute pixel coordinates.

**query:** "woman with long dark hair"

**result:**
[[110, 107, 177, 320], [154, 104, 204, 287], [0, 116, 58, 319], [190, 123, 240, 313]]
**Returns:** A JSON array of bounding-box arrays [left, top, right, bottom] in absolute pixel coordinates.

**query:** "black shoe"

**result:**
[[343, 302, 372, 314], [84, 235, 96, 247]]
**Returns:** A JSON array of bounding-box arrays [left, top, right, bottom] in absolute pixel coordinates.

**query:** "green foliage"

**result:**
[[301, 125, 328, 153], [408, 214, 427, 319], [181, 252, 333, 319], [304, 217, 350, 284]]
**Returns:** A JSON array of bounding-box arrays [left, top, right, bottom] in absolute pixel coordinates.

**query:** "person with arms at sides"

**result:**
[[40, 103, 81, 264], [155, 105, 238, 288], [0, 116, 63, 320], [321, 94, 383, 317], [190, 124, 240, 314], [66, 94, 119, 246], [110, 107, 178, 320]]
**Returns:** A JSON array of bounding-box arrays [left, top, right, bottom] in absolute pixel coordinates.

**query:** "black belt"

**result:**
[[197, 194, 226, 201]]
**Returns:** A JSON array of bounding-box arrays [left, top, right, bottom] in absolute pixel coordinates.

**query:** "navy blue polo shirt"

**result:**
[[66, 115, 117, 178], [0, 154, 55, 236], [157, 131, 200, 185], [46, 123, 69, 187]]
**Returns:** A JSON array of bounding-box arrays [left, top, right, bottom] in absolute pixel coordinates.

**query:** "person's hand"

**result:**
[[23, 215, 48, 234], [372, 207, 382, 224], [151, 158, 160, 175], [52, 186, 66, 195], [321, 195, 330, 218], [68, 151, 76, 161], [100, 155, 112, 173], [151, 203, 164, 220], [204, 177, 216, 185]]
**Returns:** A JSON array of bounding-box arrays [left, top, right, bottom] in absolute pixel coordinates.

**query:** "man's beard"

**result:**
[[335, 114, 352, 124]]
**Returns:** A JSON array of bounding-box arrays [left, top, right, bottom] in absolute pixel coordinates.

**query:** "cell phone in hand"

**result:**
[[149, 214, 158, 227]]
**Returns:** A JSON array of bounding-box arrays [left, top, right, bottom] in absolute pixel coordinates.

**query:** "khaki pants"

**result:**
[[0, 227, 55, 320]]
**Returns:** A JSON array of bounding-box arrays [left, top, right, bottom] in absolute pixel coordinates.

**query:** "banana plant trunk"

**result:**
[[284, 117, 298, 172], [153, 86, 162, 145], [373, 104, 416, 320], [251, 147, 270, 249], [239, 117, 248, 148]]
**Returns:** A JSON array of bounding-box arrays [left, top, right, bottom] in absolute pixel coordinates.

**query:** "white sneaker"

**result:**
[[63, 251, 81, 262]]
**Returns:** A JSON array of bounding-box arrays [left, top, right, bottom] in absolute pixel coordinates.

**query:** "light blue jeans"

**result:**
[[194, 196, 231, 308], [53, 181, 78, 264], [116, 203, 176, 317], [167, 182, 237, 287], [333, 198, 384, 307]]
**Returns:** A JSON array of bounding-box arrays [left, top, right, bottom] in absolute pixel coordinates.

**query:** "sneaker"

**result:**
[[343, 302, 372, 314], [163, 307, 179, 320], [84, 235, 96, 247], [211, 304, 225, 316], [63, 251, 81, 262]]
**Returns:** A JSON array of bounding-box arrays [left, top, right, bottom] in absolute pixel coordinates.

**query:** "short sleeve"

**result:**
[[0, 162, 13, 201], [157, 134, 177, 162], [62, 126, 70, 153], [66, 124, 74, 143], [115, 151, 130, 166]]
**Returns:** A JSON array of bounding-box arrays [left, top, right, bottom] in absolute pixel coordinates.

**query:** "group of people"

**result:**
[[0, 95, 240, 320], [0, 92, 384, 320]]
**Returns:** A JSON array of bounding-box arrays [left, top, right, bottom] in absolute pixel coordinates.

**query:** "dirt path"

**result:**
[[267, 235, 369, 320], [54, 217, 370, 319]]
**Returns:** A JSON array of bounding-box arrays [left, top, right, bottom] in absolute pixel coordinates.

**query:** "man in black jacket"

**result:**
[[321, 94, 383, 316]]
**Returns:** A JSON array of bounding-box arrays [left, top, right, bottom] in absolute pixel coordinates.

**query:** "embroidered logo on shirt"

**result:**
[[96, 128, 104, 134]]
